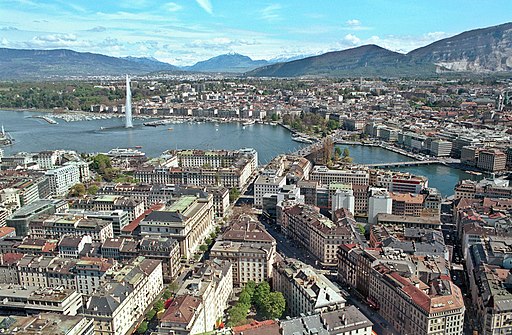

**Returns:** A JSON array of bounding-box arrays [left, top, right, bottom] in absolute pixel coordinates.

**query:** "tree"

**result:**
[[245, 281, 257, 299], [271, 113, 279, 121], [263, 292, 286, 319], [229, 187, 241, 202], [69, 183, 86, 197], [90, 154, 111, 173], [239, 290, 252, 306], [342, 148, 350, 158], [137, 321, 148, 334], [199, 244, 208, 252], [334, 147, 342, 160], [357, 224, 366, 235], [162, 289, 172, 300], [154, 300, 164, 312], [146, 309, 157, 320], [87, 185, 99, 195], [253, 281, 270, 308]]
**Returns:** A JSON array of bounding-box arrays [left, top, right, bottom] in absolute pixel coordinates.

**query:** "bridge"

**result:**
[[364, 160, 442, 168]]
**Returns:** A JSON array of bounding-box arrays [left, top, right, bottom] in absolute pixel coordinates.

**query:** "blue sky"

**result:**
[[0, 0, 510, 66]]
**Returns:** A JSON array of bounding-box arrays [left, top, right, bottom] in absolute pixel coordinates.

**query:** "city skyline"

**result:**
[[0, 0, 511, 66]]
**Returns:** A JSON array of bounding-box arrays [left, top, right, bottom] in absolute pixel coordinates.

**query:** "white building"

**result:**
[[368, 188, 392, 225], [254, 175, 286, 207], [46, 164, 81, 197], [332, 188, 355, 214]]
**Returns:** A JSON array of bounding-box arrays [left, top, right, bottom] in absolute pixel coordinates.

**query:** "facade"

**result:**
[[209, 216, 276, 285], [309, 166, 369, 186], [83, 257, 163, 335], [367, 188, 392, 225], [430, 139, 452, 157], [477, 149, 507, 172], [331, 187, 355, 214], [254, 175, 286, 207], [273, 259, 345, 317], [140, 194, 215, 259], [158, 260, 233, 335], [0, 313, 95, 335], [281, 204, 355, 266], [139, 235, 181, 280], [45, 164, 81, 197], [390, 192, 425, 217]]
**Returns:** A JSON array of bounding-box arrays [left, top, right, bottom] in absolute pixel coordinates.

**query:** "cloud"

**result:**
[[164, 2, 182, 12], [1, 37, 9, 46], [195, 0, 213, 14], [344, 34, 361, 45], [346, 19, 361, 26], [34, 33, 77, 42], [87, 26, 107, 32], [186, 37, 259, 50], [260, 4, 282, 21], [1, 26, 19, 31]]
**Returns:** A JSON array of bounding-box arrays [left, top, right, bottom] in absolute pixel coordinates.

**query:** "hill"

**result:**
[[0, 48, 178, 79], [183, 53, 269, 73]]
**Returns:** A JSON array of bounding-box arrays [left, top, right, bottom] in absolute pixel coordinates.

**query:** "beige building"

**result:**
[[477, 149, 507, 172], [210, 215, 276, 285], [0, 313, 95, 335], [273, 259, 345, 317], [140, 194, 215, 259], [309, 166, 369, 186]]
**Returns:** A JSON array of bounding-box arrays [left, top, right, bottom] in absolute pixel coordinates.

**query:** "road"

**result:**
[[346, 293, 399, 335]]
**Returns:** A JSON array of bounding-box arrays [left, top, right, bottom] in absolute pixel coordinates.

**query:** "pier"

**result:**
[[364, 160, 442, 168], [31, 115, 58, 124]]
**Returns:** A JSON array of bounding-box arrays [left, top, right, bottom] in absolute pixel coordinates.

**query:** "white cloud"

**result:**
[[1, 37, 9, 46], [260, 4, 282, 21], [344, 34, 361, 45], [34, 33, 77, 42], [87, 26, 106, 32], [195, 0, 213, 14], [346, 19, 361, 26], [164, 2, 182, 12]]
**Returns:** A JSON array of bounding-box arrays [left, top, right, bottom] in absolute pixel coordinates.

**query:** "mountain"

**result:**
[[120, 56, 179, 71], [248, 22, 512, 77], [0, 48, 178, 79], [183, 53, 269, 73], [407, 22, 512, 72], [247, 44, 433, 77]]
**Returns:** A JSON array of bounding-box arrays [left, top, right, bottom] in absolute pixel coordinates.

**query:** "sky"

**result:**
[[0, 0, 511, 66]]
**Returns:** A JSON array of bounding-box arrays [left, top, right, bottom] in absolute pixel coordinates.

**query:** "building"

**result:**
[[367, 188, 392, 225], [331, 187, 355, 214], [82, 257, 163, 335], [280, 307, 373, 335], [158, 260, 233, 335], [0, 313, 95, 335], [281, 204, 355, 266], [0, 285, 83, 315], [430, 139, 452, 157], [139, 235, 181, 281], [45, 165, 81, 197], [209, 215, 276, 285], [390, 192, 425, 217], [71, 195, 144, 223], [140, 194, 215, 259], [29, 214, 114, 243], [477, 149, 507, 172], [254, 175, 286, 207], [6, 199, 65, 236], [310, 166, 369, 186], [273, 259, 345, 317]]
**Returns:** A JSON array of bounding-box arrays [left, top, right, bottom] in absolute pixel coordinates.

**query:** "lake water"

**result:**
[[0, 110, 477, 196], [0, 110, 306, 164]]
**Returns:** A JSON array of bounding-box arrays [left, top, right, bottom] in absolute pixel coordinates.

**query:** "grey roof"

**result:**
[[144, 211, 186, 223]]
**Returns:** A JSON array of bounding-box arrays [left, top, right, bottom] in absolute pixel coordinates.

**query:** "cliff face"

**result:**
[[407, 23, 512, 72]]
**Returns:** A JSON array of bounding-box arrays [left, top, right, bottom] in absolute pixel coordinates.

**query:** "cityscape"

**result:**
[[1, 1, 512, 335]]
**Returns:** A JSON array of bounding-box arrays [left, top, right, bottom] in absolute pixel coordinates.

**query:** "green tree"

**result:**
[[154, 300, 164, 312], [327, 119, 339, 131], [357, 224, 366, 235], [228, 304, 249, 326], [343, 148, 350, 158], [162, 289, 172, 300], [271, 113, 279, 121], [263, 292, 286, 319], [334, 147, 342, 160], [253, 281, 270, 309], [245, 281, 257, 299], [137, 321, 148, 334], [90, 154, 111, 172], [239, 290, 252, 306], [229, 188, 241, 202], [146, 309, 157, 320], [87, 185, 99, 195], [69, 183, 86, 197], [199, 244, 208, 252]]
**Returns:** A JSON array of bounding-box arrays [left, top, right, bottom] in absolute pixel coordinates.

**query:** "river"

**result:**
[[337, 144, 482, 196], [0, 110, 478, 196]]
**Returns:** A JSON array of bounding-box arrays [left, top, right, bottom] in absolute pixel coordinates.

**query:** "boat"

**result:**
[[168, 128, 173, 131], [242, 120, 255, 126], [465, 170, 482, 176], [135, 145, 143, 149], [106, 148, 145, 158], [291, 136, 314, 144]]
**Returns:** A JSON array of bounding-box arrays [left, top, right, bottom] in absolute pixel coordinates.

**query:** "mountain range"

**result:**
[[0, 22, 511, 80]]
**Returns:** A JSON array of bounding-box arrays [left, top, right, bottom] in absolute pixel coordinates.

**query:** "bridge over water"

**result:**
[[364, 160, 442, 168]]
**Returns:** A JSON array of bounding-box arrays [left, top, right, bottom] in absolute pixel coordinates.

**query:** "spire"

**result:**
[[125, 75, 133, 128]]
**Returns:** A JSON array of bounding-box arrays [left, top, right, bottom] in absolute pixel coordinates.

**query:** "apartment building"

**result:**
[[309, 166, 369, 186], [0, 313, 95, 335], [281, 204, 355, 266], [45, 164, 81, 197], [210, 215, 276, 285], [390, 192, 425, 217], [273, 259, 345, 317], [140, 194, 214, 259], [254, 175, 286, 207], [72, 195, 144, 223], [477, 149, 507, 172]]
